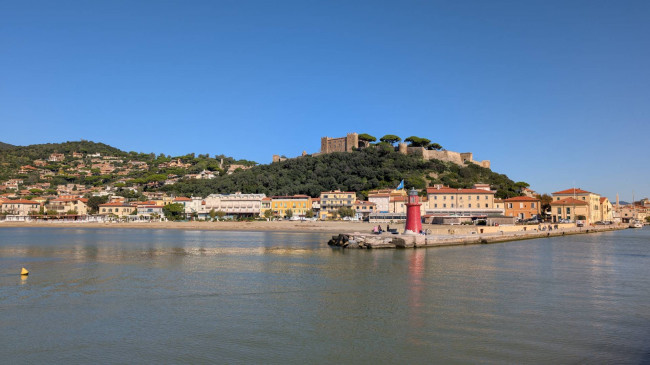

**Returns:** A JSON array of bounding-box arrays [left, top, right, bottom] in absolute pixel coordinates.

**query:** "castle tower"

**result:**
[[398, 143, 408, 154]]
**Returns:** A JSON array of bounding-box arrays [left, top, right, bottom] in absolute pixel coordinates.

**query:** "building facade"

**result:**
[[551, 188, 602, 224], [271, 195, 312, 218], [319, 190, 356, 220], [425, 184, 500, 218], [503, 196, 541, 220]]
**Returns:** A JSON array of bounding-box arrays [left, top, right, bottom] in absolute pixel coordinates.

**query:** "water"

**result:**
[[1, 227, 649, 364]]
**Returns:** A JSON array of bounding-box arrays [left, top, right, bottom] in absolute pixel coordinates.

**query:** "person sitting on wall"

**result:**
[[378, 225, 383, 233], [373, 226, 379, 234]]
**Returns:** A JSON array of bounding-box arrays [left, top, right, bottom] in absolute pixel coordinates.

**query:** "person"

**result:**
[[378, 225, 383, 233], [373, 226, 379, 234], [387, 224, 391, 232]]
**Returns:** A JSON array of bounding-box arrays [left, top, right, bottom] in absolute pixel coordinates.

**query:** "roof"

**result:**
[[550, 198, 588, 206], [2, 199, 39, 204], [368, 193, 390, 197], [99, 202, 134, 207], [552, 188, 592, 195], [504, 196, 539, 202], [390, 196, 407, 202], [320, 191, 356, 195], [174, 197, 192, 201], [271, 195, 311, 199], [426, 186, 495, 194], [599, 197, 608, 203]]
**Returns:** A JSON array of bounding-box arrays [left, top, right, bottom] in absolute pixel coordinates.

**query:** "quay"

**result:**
[[328, 224, 628, 249]]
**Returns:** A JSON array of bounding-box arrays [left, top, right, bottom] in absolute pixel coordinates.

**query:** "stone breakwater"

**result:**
[[328, 225, 627, 249]]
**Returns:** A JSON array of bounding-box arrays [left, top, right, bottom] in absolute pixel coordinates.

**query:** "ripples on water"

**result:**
[[1, 227, 649, 364]]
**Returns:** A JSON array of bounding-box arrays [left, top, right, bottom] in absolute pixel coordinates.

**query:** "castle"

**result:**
[[272, 132, 490, 169]]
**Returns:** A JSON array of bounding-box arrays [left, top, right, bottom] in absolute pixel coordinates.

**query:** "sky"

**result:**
[[1, 0, 649, 200]]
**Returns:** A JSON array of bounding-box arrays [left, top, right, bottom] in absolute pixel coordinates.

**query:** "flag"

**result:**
[[396, 180, 404, 190]]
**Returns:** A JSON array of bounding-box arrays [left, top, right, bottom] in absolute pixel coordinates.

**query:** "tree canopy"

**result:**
[[379, 135, 401, 145]]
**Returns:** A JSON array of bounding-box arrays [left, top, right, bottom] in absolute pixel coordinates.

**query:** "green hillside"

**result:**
[[0, 141, 16, 150], [162, 146, 525, 199]]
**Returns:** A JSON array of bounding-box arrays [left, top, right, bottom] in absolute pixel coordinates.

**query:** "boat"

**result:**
[[629, 220, 643, 228]]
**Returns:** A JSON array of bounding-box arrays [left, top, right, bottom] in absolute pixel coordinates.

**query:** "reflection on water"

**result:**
[[1, 227, 649, 364]]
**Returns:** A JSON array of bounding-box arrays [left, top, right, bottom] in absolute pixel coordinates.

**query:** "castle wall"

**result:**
[[403, 146, 490, 169]]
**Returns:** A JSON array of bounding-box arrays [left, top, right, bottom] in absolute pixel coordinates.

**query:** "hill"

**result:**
[[0, 141, 16, 150], [161, 146, 525, 199]]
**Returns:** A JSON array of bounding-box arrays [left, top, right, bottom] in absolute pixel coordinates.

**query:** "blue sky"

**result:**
[[2, 0, 648, 200]]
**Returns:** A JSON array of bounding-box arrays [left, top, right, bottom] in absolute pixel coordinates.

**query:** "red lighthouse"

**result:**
[[404, 188, 422, 234]]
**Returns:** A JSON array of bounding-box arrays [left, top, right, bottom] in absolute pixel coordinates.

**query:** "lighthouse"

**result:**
[[404, 188, 422, 234]]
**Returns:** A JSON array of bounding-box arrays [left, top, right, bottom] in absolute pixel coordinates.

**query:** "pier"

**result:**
[[328, 224, 628, 249]]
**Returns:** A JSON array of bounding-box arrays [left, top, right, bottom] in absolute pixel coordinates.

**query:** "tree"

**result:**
[[337, 207, 355, 218], [285, 209, 293, 219], [216, 210, 226, 220], [305, 209, 315, 218], [404, 136, 431, 148], [379, 135, 401, 146], [209, 209, 217, 220], [428, 143, 443, 151], [162, 203, 185, 221], [263, 209, 273, 220], [358, 133, 377, 144], [536, 194, 553, 218]]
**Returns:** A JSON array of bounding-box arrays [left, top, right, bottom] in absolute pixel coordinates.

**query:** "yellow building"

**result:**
[[551, 188, 602, 224], [319, 190, 355, 220], [425, 184, 500, 218], [550, 198, 589, 223], [99, 202, 136, 217], [271, 195, 312, 218]]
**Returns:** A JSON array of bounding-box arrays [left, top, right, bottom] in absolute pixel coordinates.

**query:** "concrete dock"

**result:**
[[328, 224, 627, 249]]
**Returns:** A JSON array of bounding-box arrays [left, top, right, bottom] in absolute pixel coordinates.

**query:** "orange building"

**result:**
[[504, 196, 541, 220]]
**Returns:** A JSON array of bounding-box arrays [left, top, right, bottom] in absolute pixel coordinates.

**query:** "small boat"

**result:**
[[629, 220, 643, 228]]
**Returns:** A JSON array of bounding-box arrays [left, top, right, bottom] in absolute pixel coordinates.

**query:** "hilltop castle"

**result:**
[[273, 132, 490, 169]]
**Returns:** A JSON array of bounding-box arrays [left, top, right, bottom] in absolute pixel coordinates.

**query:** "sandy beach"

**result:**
[[0, 220, 388, 234]]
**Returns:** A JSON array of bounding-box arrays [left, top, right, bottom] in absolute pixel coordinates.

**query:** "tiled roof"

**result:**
[[426, 186, 495, 194], [1, 199, 39, 204], [173, 197, 192, 201], [99, 202, 133, 207], [504, 196, 539, 202], [550, 198, 588, 206], [552, 188, 592, 195], [599, 197, 608, 203]]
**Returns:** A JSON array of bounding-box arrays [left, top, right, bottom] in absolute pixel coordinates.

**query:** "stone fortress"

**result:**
[[273, 132, 490, 169]]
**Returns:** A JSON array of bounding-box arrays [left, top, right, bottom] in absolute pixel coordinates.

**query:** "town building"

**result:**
[[550, 198, 589, 223], [1, 199, 41, 216], [319, 190, 356, 220], [46, 197, 89, 215], [201, 193, 266, 218], [98, 202, 136, 217], [599, 197, 613, 222], [503, 196, 541, 220], [271, 195, 312, 218], [136, 205, 164, 219], [48, 153, 65, 162], [354, 200, 376, 220], [551, 188, 602, 224], [425, 184, 500, 219]]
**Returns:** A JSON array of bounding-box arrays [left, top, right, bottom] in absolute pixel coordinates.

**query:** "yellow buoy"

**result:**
[[21, 267, 29, 276]]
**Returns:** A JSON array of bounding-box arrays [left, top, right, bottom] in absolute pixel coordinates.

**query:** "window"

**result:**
[[520, 203, 524, 208], [434, 196, 437, 200], [557, 207, 561, 214], [468, 196, 471, 200], [468, 204, 472, 208], [459, 196, 463, 200], [434, 204, 438, 208], [485, 204, 488, 208], [443, 196, 446, 200], [566, 207, 571, 214], [531, 203, 536, 208], [582, 197, 585, 200], [443, 204, 446, 208], [451, 204, 454, 208], [507, 203, 513, 209], [477, 196, 480, 200]]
